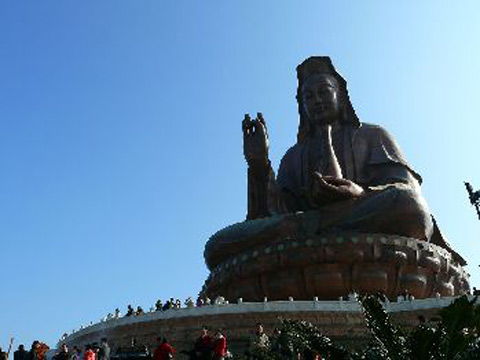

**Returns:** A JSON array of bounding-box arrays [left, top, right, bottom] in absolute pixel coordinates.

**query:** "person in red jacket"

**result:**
[[83, 345, 95, 360], [153, 338, 175, 360], [212, 330, 227, 360]]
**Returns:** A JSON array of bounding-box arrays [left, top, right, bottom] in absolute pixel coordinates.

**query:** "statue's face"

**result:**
[[301, 74, 341, 126]]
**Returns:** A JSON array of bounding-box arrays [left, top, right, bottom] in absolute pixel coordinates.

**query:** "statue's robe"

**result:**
[[248, 122, 460, 262]]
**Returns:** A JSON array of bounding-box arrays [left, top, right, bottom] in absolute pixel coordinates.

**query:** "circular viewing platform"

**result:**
[[63, 296, 472, 358]]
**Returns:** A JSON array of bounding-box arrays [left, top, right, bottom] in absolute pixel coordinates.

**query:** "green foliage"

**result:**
[[358, 295, 407, 360], [404, 324, 444, 359], [273, 319, 352, 360], [235, 295, 480, 360], [358, 294, 480, 360]]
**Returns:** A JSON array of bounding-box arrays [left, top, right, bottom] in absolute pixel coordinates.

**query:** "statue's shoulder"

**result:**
[[355, 122, 397, 145], [356, 122, 392, 137], [280, 142, 303, 163], [277, 142, 304, 180]]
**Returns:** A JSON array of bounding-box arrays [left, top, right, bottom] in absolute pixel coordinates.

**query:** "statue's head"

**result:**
[[296, 57, 359, 142]]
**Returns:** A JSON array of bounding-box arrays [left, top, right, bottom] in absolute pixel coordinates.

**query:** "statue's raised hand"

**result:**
[[242, 113, 269, 167]]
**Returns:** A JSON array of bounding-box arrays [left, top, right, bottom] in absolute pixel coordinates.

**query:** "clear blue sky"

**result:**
[[1, 0, 479, 349]]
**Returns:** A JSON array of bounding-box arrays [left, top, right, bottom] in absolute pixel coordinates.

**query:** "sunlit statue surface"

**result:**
[[202, 57, 468, 301]]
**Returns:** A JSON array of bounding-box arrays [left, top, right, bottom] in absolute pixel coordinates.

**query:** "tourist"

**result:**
[[53, 344, 69, 360], [175, 299, 181, 309], [1, 338, 14, 360], [185, 297, 195, 308], [114, 309, 121, 318], [194, 326, 212, 360], [212, 330, 226, 360], [0, 348, 8, 360], [136, 306, 145, 316], [196, 297, 204, 307], [249, 323, 269, 351], [162, 299, 174, 311], [155, 300, 163, 311], [70, 347, 81, 360], [126, 305, 134, 317], [82, 346, 94, 360], [14, 345, 29, 360], [29, 342, 40, 360], [153, 338, 175, 360], [161, 300, 170, 311], [91, 343, 99, 360], [97, 339, 109, 360], [37, 343, 50, 360]]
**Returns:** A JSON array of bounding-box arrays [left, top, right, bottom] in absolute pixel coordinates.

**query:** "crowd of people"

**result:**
[[12, 323, 276, 360], [139, 323, 272, 360], [51, 338, 110, 360], [0, 341, 69, 360], [0, 339, 111, 360], [180, 322, 282, 360], [183, 327, 228, 360], [99, 297, 209, 323], [153, 322, 280, 360]]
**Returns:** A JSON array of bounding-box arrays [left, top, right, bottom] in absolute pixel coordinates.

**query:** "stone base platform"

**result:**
[[63, 297, 468, 358], [203, 230, 469, 301]]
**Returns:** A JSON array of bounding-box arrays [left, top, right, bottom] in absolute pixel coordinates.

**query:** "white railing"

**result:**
[[62, 295, 475, 344]]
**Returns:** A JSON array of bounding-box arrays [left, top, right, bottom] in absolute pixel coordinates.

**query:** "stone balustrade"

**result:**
[[63, 295, 474, 343]]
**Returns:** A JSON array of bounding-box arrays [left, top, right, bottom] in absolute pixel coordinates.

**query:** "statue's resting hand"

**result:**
[[242, 113, 269, 167], [309, 173, 364, 205]]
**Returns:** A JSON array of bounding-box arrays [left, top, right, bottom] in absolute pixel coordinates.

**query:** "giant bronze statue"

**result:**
[[202, 57, 469, 301]]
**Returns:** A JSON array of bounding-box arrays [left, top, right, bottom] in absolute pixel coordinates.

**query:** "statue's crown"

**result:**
[[297, 56, 337, 83]]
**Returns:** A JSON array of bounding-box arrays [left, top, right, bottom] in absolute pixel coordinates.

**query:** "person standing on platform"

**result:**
[[0, 348, 8, 360], [70, 347, 81, 360], [97, 339, 109, 360], [249, 323, 269, 351], [1, 338, 14, 360], [153, 338, 175, 360], [82, 346, 94, 360], [53, 344, 69, 360], [14, 345, 28, 360], [212, 330, 226, 360], [29, 342, 40, 360]]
